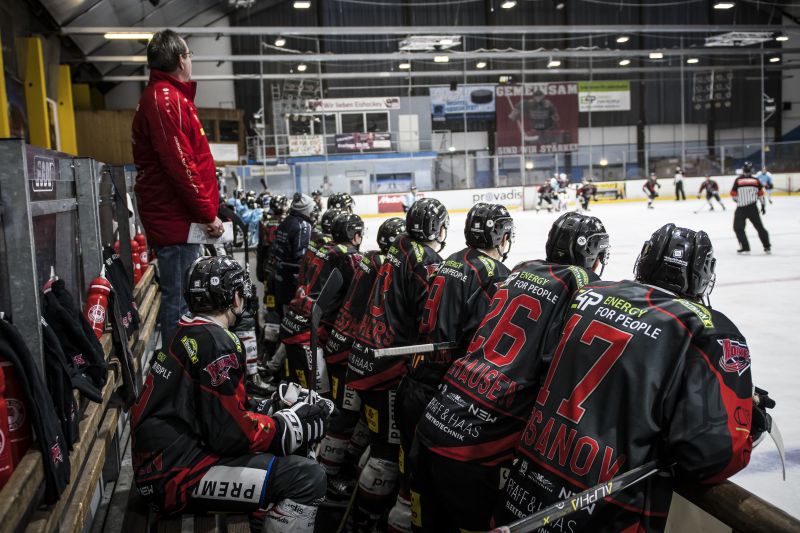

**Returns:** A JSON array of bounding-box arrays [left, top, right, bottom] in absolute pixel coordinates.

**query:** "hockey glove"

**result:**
[[751, 386, 776, 444], [761, 205, 766, 215], [271, 402, 329, 455], [273, 382, 335, 417]]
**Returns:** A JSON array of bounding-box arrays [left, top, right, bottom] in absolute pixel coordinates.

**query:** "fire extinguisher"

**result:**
[[0, 361, 32, 466], [131, 240, 142, 285], [0, 367, 14, 490], [83, 265, 112, 339], [134, 226, 149, 265]]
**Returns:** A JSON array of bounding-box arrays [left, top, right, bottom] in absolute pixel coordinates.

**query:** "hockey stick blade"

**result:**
[[372, 342, 458, 359], [768, 415, 787, 481], [489, 460, 669, 533]]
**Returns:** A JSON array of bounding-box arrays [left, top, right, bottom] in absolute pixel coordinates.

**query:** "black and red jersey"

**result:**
[[643, 179, 661, 194], [411, 247, 511, 387], [347, 235, 442, 391], [131, 315, 279, 512], [416, 260, 596, 466], [494, 280, 753, 533], [325, 251, 385, 366], [698, 179, 719, 194]]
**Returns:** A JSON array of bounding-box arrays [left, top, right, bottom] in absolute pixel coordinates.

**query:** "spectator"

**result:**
[[402, 185, 417, 213], [132, 29, 224, 346]]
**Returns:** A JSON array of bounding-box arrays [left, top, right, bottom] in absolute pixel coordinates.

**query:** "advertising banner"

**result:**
[[335, 132, 392, 152], [306, 97, 401, 112], [430, 84, 496, 121], [593, 180, 626, 200], [289, 135, 324, 156], [495, 83, 579, 156], [578, 81, 631, 112]]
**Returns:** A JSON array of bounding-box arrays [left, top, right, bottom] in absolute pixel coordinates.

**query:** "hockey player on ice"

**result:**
[[131, 256, 333, 532], [319, 218, 406, 501], [494, 224, 775, 533], [397, 203, 515, 457], [346, 198, 448, 532], [410, 212, 610, 532], [643, 173, 661, 209], [697, 176, 726, 211], [536, 182, 557, 212]]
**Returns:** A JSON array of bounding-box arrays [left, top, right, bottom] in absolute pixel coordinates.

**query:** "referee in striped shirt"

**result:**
[[731, 161, 771, 254]]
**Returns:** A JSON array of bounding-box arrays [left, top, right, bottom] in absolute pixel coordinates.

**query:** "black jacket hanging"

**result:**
[[0, 318, 70, 503], [103, 246, 140, 337], [41, 280, 107, 388], [40, 318, 81, 447]]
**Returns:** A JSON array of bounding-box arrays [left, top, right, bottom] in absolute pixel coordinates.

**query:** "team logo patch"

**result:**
[[73, 354, 86, 366], [7, 399, 25, 431], [210, 276, 220, 286], [204, 353, 240, 386], [424, 263, 439, 279], [717, 339, 751, 375], [478, 255, 496, 277], [51, 438, 64, 464], [576, 236, 587, 246]]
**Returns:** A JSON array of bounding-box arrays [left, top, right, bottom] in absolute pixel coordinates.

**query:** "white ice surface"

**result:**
[[360, 194, 800, 518]]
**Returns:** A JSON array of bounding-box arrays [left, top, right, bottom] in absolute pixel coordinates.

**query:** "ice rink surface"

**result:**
[[360, 194, 800, 518]]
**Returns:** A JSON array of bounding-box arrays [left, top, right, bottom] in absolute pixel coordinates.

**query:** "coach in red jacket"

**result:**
[[132, 29, 224, 346]]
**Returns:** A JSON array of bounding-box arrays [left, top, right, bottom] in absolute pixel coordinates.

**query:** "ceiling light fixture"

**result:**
[[434, 55, 450, 63], [399, 62, 411, 69], [501, 1, 517, 8], [297, 63, 307, 71], [776, 35, 789, 42], [293, 1, 311, 8], [499, 75, 512, 83], [599, 158, 609, 167], [547, 59, 561, 68], [649, 52, 664, 59], [476, 61, 487, 69], [687, 58, 699, 64], [618, 59, 631, 66], [616, 35, 630, 44], [713, 2, 734, 9], [525, 161, 534, 170], [104, 32, 154, 40], [448, 146, 456, 152], [274, 37, 286, 47], [769, 56, 781, 63]]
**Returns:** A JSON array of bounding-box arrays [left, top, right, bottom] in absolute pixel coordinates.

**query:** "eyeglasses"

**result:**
[[183, 50, 194, 58]]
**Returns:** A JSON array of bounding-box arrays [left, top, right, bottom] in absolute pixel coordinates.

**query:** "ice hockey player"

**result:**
[[732, 161, 771, 254], [643, 172, 661, 209], [346, 198, 449, 532], [576, 179, 596, 212], [397, 203, 515, 455], [757, 166, 774, 204], [328, 192, 355, 213], [319, 218, 407, 500], [494, 223, 773, 533], [557, 173, 570, 211], [257, 195, 288, 288], [312, 189, 324, 211], [312, 207, 342, 252], [698, 176, 725, 211], [131, 255, 333, 532], [410, 212, 609, 533], [536, 181, 556, 212], [281, 212, 363, 390], [272, 194, 315, 318]]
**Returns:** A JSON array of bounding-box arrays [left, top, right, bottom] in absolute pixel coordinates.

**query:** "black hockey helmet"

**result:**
[[465, 203, 515, 260], [377, 217, 406, 253], [406, 198, 449, 246], [332, 213, 365, 244], [320, 208, 343, 235], [310, 205, 321, 225], [184, 256, 253, 314], [328, 192, 355, 212], [634, 223, 715, 300], [270, 194, 289, 216], [312, 189, 323, 198], [742, 161, 753, 175], [546, 212, 610, 272]]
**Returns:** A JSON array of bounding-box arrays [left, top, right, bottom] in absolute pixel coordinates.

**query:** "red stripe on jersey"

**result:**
[[689, 343, 753, 483], [199, 382, 277, 452], [645, 289, 692, 337], [464, 249, 491, 302], [282, 330, 312, 345], [325, 349, 350, 364], [347, 360, 406, 390], [517, 447, 669, 518], [549, 265, 569, 290], [429, 430, 519, 463]]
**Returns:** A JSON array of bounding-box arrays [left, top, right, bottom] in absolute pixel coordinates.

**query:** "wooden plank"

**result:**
[[26, 369, 116, 532], [132, 296, 160, 375], [133, 265, 155, 305], [0, 451, 45, 531], [156, 517, 182, 533], [129, 283, 158, 350], [119, 490, 151, 533], [193, 515, 217, 532], [100, 333, 113, 360]]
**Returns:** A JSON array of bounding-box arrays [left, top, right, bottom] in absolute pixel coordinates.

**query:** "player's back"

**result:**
[[496, 279, 753, 532]]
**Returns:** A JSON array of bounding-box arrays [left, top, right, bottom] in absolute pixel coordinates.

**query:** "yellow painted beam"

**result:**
[[73, 83, 92, 111], [23, 36, 50, 149], [57, 65, 77, 154], [0, 32, 9, 138]]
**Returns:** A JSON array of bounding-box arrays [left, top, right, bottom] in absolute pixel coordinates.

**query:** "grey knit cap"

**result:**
[[291, 193, 315, 217]]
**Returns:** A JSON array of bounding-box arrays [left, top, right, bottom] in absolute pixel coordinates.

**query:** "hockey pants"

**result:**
[[733, 204, 770, 251]]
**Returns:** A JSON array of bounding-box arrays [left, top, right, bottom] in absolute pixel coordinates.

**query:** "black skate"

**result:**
[[737, 248, 751, 255]]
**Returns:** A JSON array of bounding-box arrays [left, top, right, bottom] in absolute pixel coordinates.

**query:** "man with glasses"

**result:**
[[132, 30, 225, 347]]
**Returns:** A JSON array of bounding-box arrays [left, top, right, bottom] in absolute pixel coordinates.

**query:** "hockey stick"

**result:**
[[489, 460, 671, 533], [372, 341, 457, 359], [309, 268, 344, 398]]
